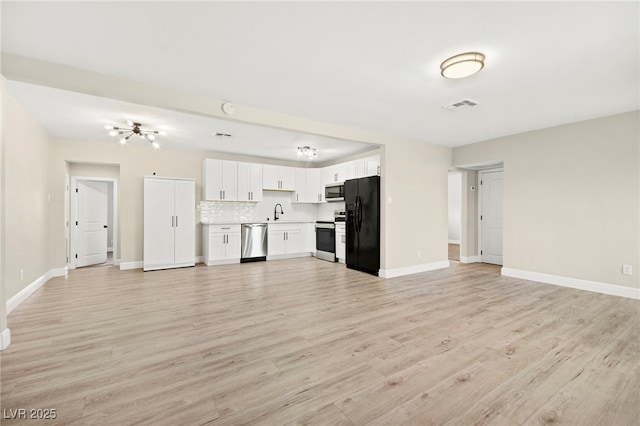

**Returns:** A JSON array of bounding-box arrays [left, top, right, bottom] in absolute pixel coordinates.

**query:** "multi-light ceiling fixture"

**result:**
[[440, 52, 485, 79], [297, 146, 317, 159], [105, 120, 166, 148]]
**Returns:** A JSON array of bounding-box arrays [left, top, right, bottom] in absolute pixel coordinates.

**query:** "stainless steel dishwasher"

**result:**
[[241, 223, 268, 262]]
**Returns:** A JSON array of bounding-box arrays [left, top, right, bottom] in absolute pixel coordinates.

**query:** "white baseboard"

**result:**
[[460, 255, 481, 263], [380, 260, 450, 279], [267, 252, 312, 261], [501, 267, 640, 300], [205, 258, 240, 266], [122, 258, 205, 269], [448, 240, 461, 244], [6, 266, 68, 314], [1, 328, 10, 350], [51, 266, 68, 277], [120, 261, 143, 270]]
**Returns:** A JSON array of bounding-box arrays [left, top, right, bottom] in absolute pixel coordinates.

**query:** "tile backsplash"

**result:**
[[200, 191, 320, 224]]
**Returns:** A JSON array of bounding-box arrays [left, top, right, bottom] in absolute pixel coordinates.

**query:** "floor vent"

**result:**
[[442, 98, 480, 111]]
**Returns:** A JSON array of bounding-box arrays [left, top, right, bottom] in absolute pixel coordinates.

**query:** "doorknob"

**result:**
[[103, 225, 108, 228]]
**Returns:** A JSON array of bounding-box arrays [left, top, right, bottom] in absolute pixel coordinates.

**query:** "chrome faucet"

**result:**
[[274, 203, 284, 221]]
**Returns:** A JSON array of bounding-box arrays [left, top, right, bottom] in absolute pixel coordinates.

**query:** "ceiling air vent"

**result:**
[[442, 98, 480, 111]]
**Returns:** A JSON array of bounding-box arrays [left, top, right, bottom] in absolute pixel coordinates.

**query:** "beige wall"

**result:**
[[383, 140, 451, 270], [3, 78, 52, 300], [453, 111, 640, 288], [51, 139, 207, 266], [51, 137, 452, 272], [1, 76, 7, 333], [5, 54, 455, 274], [459, 169, 478, 259]]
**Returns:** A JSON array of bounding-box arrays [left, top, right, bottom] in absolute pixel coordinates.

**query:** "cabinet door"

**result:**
[[225, 232, 242, 260], [345, 160, 359, 181], [363, 155, 380, 177], [306, 169, 323, 203], [285, 227, 304, 254], [249, 163, 263, 201], [321, 166, 333, 187], [221, 161, 238, 200], [334, 163, 347, 183], [294, 168, 306, 203], [237, 162, 251, 202], [262, 165, 280, 190], [335, 231, 346, 260], [173, 180, 195, 265], [267, 230, 286, 255], [305, 223, 316, 252], [208, 233, 226, 262], [203, 159, 223, 201], [280, 166, 296, 191], [144, 178, 175, 268]]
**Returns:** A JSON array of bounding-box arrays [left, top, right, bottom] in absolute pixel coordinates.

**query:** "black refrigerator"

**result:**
[[345, 175, 380, 276]]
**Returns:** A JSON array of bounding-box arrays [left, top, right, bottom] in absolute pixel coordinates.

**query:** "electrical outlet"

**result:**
[[622, 264, 632, 276], [417, 250, 422, 259], [20, 269, 24, 281]]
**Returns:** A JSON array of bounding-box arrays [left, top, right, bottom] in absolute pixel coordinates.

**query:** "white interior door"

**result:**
[[77, 181, 108, 267], [480, 170, 503, 265]]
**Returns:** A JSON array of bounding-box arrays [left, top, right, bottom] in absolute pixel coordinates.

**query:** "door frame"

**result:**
[[478, 168, 504, 265], [69, 176, 118, 270]]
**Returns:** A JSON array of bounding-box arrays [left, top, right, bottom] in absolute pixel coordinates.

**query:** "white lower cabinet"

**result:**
[[144, 177, 195, 271], [267, 223, 307, 258], [203, 224, 241, 265], [335, 223, 346, 264]]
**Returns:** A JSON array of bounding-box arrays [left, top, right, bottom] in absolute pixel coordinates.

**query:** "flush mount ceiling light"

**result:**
[[297, 146, 317, 159], [440, 52, 485, 79], [105, 120, 166, 148]]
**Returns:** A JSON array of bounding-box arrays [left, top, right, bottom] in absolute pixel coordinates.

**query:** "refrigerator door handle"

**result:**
[[357, 195, 363, 232], [354, 195, 361, 233], [352, 196, 358, 232]]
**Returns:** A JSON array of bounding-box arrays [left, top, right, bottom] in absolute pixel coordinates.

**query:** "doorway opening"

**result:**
[[68, 175, 118, 270], [448, 171, 462, 261]]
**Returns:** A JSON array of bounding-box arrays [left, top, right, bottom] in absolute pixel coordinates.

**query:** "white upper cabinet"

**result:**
[[322, 163, 344, 186], [306, 168, 323, 203], [293, 168, 323, 203], [263, 165, 295, 191], [203, 159, 238, 201], [237, 162, 263, 202], [294, 168, 306, 203], [332, 163, 347, 183], [345, 155, 381, 181], [363, 155, 381, 177], [345, 160, 359, 181]]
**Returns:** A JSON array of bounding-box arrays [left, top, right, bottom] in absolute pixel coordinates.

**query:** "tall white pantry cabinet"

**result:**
[[143, 176, 196, 271]]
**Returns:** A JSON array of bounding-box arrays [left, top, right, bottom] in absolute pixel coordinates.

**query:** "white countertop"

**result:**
[[202, 220, 314, 225]]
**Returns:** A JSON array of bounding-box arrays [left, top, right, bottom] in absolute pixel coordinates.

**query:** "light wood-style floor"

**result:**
[[448, 244, 460, 261], [1, 259, 638, 425]]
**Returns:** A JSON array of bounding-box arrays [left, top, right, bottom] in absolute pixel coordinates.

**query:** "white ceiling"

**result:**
[[4, 80, 376, 163], [2, 1, 638, 159]]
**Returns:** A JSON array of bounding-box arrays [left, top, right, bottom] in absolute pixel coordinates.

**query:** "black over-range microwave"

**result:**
[[325, 182, 344, 202]]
